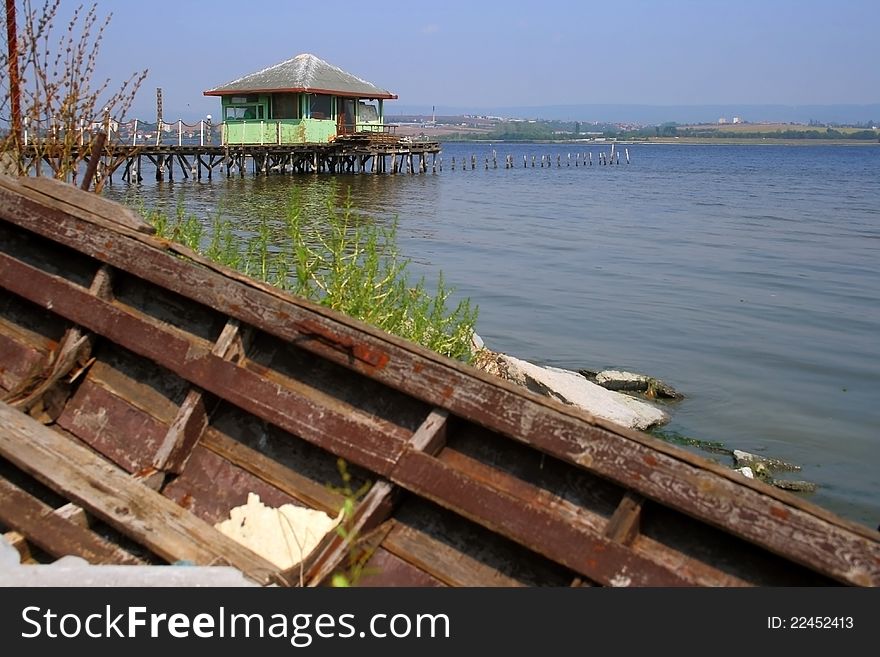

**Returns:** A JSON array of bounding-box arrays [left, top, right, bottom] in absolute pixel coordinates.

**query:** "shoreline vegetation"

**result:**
[[143, 193, 479, 363]]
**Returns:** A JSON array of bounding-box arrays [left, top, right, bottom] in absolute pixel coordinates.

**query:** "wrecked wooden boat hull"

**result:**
[[0, 174, 878, 587]]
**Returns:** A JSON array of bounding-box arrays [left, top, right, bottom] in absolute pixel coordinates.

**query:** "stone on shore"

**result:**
[[733, 449, 801, 472], [474, 351, 669, 431], [582, 369, 684, 400]]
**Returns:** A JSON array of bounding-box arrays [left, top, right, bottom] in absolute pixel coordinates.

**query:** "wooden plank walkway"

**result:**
[[19, 136, 442, 183]]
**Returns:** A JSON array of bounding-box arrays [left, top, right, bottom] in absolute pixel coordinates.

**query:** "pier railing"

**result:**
[[17, 116, 404, 150], [20, 116, 223, 149]]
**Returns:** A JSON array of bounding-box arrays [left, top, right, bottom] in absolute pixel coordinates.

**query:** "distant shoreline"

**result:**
[[436, 137, 880, 146]]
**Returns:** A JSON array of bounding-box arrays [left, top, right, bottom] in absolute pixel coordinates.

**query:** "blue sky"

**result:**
[[47, 0, 880, 119]]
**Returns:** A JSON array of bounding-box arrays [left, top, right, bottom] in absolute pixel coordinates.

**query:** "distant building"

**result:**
[[718, 117, 728, 124], [732, 117, 742, 124], [204, 53, 397, 145]]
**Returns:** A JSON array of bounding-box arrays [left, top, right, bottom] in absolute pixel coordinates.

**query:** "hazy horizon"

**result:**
[[25, 0, 880, 123], [387, 103, 880, 125]]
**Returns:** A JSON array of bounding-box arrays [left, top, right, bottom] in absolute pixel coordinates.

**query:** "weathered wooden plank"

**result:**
[[82, 352, 187, 424], [162, 444, 305, 526], [152, 389, 208, 472], [0, 476, 143, 565], [56, 378, 169, 474], [605, 493, 644, 546], [0, 328, 45, 392], [383, 497, 575, 587], [305, 481, 396, 587], [15, 176, 155, 234], [355, 547, 445, 587], [408, 408, 448, 453], [153, 319, 250, 472], [200, 428, 344, 514], [0, 251, 409, 474], [439, 447, 609, 536], [383, 523, 528, 587], [305, 409, 448, 586], [0, 401, 281, 585], [391, 450, 696, 587]]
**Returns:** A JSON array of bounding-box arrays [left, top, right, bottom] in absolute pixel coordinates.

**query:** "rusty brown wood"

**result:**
[[0, 401, 282, 584], [0, 329, 49, 395], [1, 178, 879, 585], [391, 449, 694, 586], [80, 131, 108, 192], [356, 546, 446, 587], [5, 264, 111, 414], [304, 481, 396, 587], [152, 320, 249, 472], [0, 476, 144, 565], [382, 522, 529, 587], [605, 492, 644, 546], [0, 251, 409, 475], [15, 175, 153, 234], [305, 409, 449, 586], [152, 389, 208, 472], [161, 445, 305, 526], [200, 429, 344, 515], [56, 378, 170, 473]]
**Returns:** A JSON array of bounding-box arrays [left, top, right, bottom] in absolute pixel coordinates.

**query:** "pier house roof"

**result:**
[[204, 53, 397, 99]]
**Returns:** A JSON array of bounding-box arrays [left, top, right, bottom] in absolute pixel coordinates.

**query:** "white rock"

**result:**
[[736, 466, 755, 479], [498, 354, 669, 430]]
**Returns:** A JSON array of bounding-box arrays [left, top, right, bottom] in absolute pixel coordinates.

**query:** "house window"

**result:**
[[225, 104, 263, 120], [273, 93, 301, 119], [309, 94, 332, 120], [358, 100, 379, 123]]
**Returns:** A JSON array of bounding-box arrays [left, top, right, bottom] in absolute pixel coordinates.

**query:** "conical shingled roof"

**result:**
[[204, 53, 397, 99]]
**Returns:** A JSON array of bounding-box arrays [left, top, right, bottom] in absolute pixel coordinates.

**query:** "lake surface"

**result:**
[[104, 142, 880, 529]]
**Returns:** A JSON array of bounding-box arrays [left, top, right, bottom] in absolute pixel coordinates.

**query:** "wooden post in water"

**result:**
[[471, 154, 476, 170], [80, 131, 107, 192], [557, 154, 561, 167], [493, 149, 497, 168], [155, 88, 164, 180], [589, 152, 592, 166]]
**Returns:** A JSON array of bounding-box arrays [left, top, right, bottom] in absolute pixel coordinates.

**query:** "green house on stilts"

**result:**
[[204, 53, 397, 145]]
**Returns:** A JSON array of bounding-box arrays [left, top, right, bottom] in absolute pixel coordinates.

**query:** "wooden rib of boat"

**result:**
[[0, 174, 877, 587]]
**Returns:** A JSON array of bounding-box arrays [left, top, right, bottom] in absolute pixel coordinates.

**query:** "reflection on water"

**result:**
[[104, 143, 880, 528]]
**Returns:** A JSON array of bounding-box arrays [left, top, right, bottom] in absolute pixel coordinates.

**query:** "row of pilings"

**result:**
[[445, 147, 630, 171]]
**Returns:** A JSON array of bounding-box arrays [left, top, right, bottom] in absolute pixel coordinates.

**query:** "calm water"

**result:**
[[105, 143, 880, 529]]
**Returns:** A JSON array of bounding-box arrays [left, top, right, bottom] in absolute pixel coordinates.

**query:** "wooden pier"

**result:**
[[20, 136, 442, 184]]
